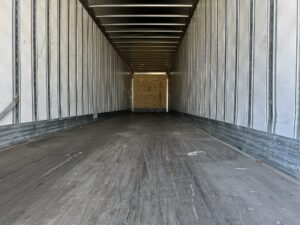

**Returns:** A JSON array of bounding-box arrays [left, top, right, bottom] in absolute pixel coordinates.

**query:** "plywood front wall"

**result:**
[[134, 75, 167, 112]]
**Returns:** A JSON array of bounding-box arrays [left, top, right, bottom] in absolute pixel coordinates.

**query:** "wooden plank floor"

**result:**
[[0, 113, 300, 225]]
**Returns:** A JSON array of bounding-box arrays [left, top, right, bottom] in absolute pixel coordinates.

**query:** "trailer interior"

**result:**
[[0, 0, 300, 225]]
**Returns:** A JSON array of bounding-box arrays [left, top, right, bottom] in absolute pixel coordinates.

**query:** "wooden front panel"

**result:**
[[133, 75, 167, 111]]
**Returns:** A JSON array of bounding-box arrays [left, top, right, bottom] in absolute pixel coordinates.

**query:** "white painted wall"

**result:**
[[20, 0, 33, 123], [170, 0, 300, 139], [0, 0, 131, 127], [36, 0, 48, 121], [49, 0, 59, 120], [0, 0, 13, 126]]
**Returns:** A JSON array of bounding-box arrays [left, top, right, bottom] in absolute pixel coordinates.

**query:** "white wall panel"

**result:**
[[194, 9, 201, 115], [92, 23, 97, 114], [96, 29, 100, 113], [88, 19, 93, 114], [225, 0, 236, 124], [275, 0, 297, 138], [0, 0, 13, 126], [100, 35, 105, 113], [236, 0, 250, 127], [216, 0, 226, 122], [204, 0, 211, 118], [76, 4, 83, 116], [93, 27, 97, 113], [199, 2, 206, 117], [20, 0, 33, 123], [109, 48, 113, 111], [60, 0, 69, 118], [210, 0, 218, 120], [36, 0, 48, 121], [82, 10, 89, 115], [252, 0, 268, 132], [50, 0, 59, 119], [69, 0, 77, 117]]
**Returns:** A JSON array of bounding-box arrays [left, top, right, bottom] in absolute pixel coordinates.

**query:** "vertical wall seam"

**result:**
[[75, 0, 78, 116], [265, 0, 270, 132], [273, 0, 278, 133], [267, 0, 277, 133], [87, 18, 90, 114], [295, 0, 300, 139], [204, 0, 207, 116], [216, 0, 219, 120], [58, 0, 61, 118], [267, 0, 273, 133], [32, 0, 38, 121], [67, 0, 70, 117], [248, 0, 255, 128], [91, 23, 94, 114], [209, 0, 212, 118], [13, 0, 20, 124], [224, 0, 228, 122], [97, 30, 100, 112], [46, 0, 51, 120], [81, 7, 84, 115], [234, 0, 239, 125], [198, 8, 202, 116], [95, 29, 98, 113]]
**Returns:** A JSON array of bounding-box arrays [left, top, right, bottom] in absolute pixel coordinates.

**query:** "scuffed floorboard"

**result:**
[[0, 113, 299, 225]]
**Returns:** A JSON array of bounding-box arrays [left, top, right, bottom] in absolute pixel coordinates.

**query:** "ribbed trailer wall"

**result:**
[[169, 0, 300, 179], [0, 0, 131, 149]]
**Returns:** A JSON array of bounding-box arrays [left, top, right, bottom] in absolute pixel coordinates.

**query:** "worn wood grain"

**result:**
[[134, 75, 167, 111], [0, 113, 299, 225]]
